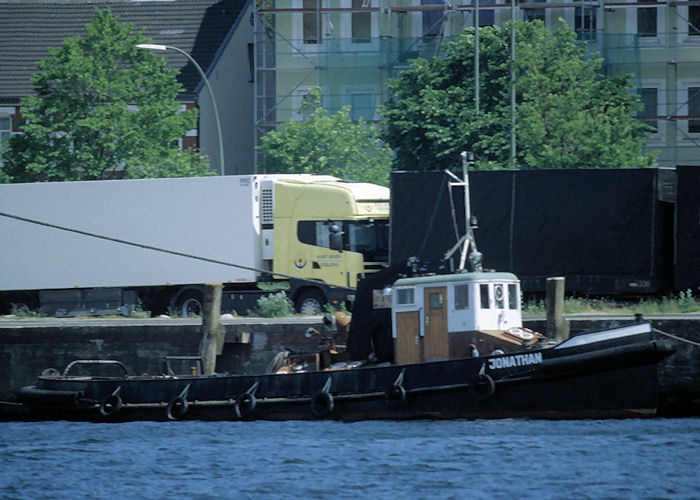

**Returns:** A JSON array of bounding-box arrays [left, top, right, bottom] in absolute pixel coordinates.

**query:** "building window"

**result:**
[[478, 9, 494, 26], [640, 88, 658, 131], [637, 0, 657, 37], [350, 92, 375, 121], [575, 7, 596, 39], [690, 6, 700, 36], [303, 0, 319, 44], [522, 0, 545, 23], [454, 284, 469, 310], [473, 0, 495, 27], [292, 88, 318, 121], [0, 116, 11, 164], [422, 0, 445, 37], [689, 87, 700, 133], [352, 0, 371, 42]]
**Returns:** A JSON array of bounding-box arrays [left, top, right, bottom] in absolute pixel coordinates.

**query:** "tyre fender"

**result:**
[[166, 396, 189, 421], [469, 373, 496, 401], [99, 394, 122, 417], [385, 384, 407, 409], [235, 392, 257, 419], [310, 391, 334, 418]]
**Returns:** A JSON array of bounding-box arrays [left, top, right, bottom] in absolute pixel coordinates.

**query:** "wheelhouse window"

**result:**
[[508, 284, 518, 310], [454, 284, 469, 310], [494, 284, 505, 309], [429, 292, 443, 309], [480, 284, 490, 309], [396, 288, 414, 305]]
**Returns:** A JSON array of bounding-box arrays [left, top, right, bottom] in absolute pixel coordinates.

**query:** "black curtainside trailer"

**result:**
[[390, 167, 694, 295]]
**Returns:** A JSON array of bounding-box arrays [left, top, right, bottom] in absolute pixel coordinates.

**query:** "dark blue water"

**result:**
[[1, 419, 698, 499]]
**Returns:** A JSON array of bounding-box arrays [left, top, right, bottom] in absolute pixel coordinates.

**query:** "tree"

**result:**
[[380, 21, 655, 171], [1, 8, 210, 183], [257, 89, 392, 186]]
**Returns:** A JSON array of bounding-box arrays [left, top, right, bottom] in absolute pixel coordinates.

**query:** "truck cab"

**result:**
[[268, 177, 390, 311]]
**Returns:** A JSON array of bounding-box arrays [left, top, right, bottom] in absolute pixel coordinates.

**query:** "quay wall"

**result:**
[[1, 317, 697, 416], [0, 319, 325, 403]]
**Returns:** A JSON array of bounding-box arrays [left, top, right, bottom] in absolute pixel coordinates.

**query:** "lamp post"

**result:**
[[136, 43, 225, 176]]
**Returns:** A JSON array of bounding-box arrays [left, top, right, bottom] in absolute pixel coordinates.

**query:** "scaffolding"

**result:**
[[254, 0, 700, 169]]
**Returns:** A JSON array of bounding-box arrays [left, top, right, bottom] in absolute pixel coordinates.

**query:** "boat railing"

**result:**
[[62, 359, 130, 378]]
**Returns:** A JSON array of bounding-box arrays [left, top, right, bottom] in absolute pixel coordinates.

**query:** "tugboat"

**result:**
[[15, 154, 675, 422]]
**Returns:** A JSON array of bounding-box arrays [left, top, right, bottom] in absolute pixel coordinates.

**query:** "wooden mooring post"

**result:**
[[546, 277, 570, 343], [199, 283, 225, 375]]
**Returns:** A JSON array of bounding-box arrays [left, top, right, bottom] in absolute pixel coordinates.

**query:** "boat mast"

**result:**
[[444, 151, 483, 272]]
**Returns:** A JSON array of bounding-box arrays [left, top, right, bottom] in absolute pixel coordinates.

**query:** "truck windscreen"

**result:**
[[297, 220, 389, 262]]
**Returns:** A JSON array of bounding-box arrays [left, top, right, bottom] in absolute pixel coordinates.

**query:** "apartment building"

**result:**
[[253, 0, 700, 167]]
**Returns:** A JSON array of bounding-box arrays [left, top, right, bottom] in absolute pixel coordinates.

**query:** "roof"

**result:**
[[393, 272, 520, 287], [0, 0, 248, 103]]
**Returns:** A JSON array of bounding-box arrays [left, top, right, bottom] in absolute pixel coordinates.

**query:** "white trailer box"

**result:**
[[0, 176, 263, 291]]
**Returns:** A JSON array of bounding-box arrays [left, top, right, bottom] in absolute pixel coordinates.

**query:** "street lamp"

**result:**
[[136, 43, 225, 176]]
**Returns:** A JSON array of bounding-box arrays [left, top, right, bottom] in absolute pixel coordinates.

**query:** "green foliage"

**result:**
[[252, 291, 295, 317], [381, 21, 655, 171], [257, 88, 393, 186], [1, 8, 210, 182], [522, 291, 700, 316]]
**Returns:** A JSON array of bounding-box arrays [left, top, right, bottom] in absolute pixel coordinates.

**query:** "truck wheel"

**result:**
[[295, 289, 326, 315], [175, 290, 203, 318]]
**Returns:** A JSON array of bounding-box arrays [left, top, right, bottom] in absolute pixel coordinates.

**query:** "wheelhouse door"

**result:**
[[423, 286, 448, 360], [395, 311, 421, 364]]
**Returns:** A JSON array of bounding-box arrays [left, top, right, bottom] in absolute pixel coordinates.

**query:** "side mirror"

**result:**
[[329, 223, 343, 251]]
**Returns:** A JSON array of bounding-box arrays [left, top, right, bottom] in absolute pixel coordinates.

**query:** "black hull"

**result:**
[[12, 326, 674, 422]]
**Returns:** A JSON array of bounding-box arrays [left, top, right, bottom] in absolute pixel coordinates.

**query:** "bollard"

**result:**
[[199, 283, 224, 375], [546, 277, 570, 343]]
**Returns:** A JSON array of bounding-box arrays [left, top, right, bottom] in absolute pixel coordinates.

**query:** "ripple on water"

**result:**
[[0, 419, 699, 499]]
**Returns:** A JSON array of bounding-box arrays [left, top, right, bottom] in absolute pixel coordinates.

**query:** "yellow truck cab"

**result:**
[[269, 176, 390, 312]]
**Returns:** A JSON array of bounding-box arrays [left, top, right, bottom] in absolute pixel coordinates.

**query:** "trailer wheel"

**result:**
[[295, 289, 326, 315], [175, 290, 204, 318]]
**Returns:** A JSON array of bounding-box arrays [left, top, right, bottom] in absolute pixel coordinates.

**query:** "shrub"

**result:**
[[253, 291, 295, 317]]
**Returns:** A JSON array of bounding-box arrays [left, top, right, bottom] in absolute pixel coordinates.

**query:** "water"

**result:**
[[1, 419, 698, 499]]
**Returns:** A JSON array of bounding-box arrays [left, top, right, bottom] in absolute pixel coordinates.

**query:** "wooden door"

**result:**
[[395, 311, 421, 364], [423, 286, 448, 360]]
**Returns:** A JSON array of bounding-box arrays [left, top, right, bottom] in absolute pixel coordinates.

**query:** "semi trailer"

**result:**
[[0, 174, 390, 316]]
